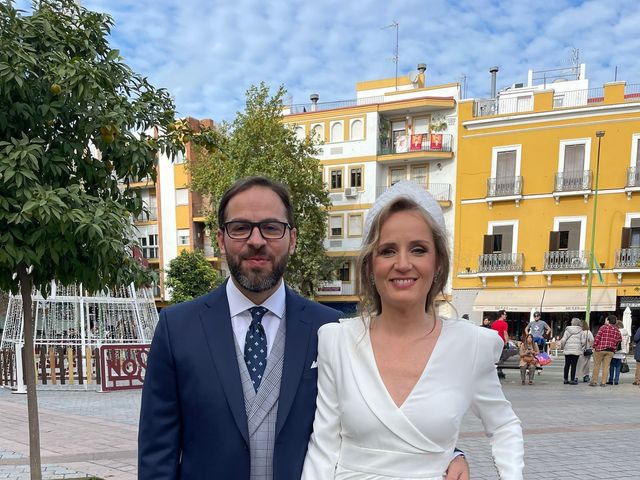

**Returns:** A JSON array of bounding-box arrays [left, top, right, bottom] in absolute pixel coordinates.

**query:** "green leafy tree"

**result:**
[[0, 2, 184, 478], [189, 83, 336, 297], [165, 250, 223, 304]]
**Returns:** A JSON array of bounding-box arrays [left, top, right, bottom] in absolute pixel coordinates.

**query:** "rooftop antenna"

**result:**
[[382, 21, 399, 91]]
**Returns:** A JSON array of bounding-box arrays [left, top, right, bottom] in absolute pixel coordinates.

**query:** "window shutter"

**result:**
[[483, 235, 494, 254], [549, 231, 560, 251], [621, 227, 631, 249]]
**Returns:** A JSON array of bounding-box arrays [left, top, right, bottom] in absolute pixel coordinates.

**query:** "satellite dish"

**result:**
[[407, 70, 420, 83]]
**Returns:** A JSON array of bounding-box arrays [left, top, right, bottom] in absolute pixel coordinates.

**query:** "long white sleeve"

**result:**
[[301, 323, 341, 479], [470, 330, 524, 480]]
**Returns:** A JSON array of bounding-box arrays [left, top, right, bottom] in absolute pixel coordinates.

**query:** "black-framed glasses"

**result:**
[[223, 221, 291, 240]]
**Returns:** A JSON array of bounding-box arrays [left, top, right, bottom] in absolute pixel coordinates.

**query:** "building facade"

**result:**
[[453, 65, 640, 338], [283, 66, 460, 313]]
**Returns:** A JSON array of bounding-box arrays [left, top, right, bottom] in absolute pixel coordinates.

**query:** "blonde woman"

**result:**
[[519, 334, 539, 385], [302, 181, 524, 480]]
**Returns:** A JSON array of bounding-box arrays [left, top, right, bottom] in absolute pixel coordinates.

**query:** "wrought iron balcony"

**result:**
[[473, 97, 533, 118], [376, 183, 451, 202], [627, 167, 640, 187], [141, 247, 159, 260], [478, 253, 524, 272], [486, 176, 523, 197], [616, 248, 640, 268], [544, 250, 589, 270], [554, 170, 592, 192], [378, 133, 453, 155]]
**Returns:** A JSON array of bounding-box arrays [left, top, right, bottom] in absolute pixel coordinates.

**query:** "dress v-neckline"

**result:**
[[367, 319, 447, 410]]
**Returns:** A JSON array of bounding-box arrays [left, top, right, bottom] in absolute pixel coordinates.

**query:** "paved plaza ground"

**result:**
[[0, 361, 638, 479]]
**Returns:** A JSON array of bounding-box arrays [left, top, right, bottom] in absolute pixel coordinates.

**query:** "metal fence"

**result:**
[[624, 83, 640, 101], [376, 183, 451, 202], [554, 170, 592, 191], [544, 250, 589, 270], [378, 133, 453, 155], [288, 95, 385, 114], [478, 252, 524, 272], [627, 166, 640, 187], [616, 248, 640, 268], [487, 176, 523, 197], [473, 97, 533, 117]]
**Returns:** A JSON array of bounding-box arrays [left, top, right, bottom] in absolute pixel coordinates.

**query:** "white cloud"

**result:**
[[12, 0, 640, 121]]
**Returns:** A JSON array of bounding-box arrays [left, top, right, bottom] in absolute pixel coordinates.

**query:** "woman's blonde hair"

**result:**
[[356, 197, 450, 318]]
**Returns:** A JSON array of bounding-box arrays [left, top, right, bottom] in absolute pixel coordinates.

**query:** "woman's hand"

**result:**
[[445, 454, 470, 480]]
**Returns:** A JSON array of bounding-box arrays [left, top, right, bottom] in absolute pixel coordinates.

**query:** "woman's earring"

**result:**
[[369, 274, 375, 286], [433, 271, 440, 282]]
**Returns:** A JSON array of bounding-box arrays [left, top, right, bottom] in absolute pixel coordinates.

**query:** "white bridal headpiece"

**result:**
[[363, 180, 446, 241]]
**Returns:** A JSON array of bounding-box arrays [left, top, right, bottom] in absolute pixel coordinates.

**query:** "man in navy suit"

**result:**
[[138, 176, 469, 479]]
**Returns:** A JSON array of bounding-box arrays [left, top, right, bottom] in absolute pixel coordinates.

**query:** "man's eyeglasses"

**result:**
[[223, 221, 291, 240]]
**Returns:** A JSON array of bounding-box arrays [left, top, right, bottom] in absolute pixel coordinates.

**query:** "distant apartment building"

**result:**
[[132, 119, 218, 306], [282, 65, 460, 313], [453, 64, 640, 337]]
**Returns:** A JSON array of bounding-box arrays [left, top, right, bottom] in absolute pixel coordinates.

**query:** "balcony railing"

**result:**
[[473, 96, 533, 117], [287, 95, 385, 114], [624, 83, 640, 102], [552, 88, 604, 109], [627, 166, 640, 187], [544, 250, 589, 270], [554, 170, 592, 192], [478, 252, 524, 272], [486, 176, 523, 197], [135, 210, 158, 222], [142, 247, 159, 260], [376, 182, 451, 202], [616, 248, 640, 268], [379, 133, 453, 155]]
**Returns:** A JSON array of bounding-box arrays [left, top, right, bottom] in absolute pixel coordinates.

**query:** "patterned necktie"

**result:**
[[244, 306, 268, 391]]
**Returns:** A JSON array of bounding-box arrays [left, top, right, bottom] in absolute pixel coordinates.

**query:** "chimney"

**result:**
[[417, 63, 426, 87], [310, 93, 319, 112], [489, 66, 499, 99]]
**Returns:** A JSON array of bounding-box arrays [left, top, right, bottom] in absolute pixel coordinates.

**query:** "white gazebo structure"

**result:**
[[0, 281, 158, 391]]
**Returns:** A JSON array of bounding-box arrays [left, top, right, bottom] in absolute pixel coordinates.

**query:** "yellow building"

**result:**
[[132, 119, 218, 307], [453, 65, 640, 337], [283, 65, 460, 313]]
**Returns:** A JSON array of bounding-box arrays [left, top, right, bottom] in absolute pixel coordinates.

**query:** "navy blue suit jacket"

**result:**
[[138, 280, 341, 479]]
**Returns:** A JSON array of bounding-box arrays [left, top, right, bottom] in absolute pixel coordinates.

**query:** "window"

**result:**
[[411, 165, 428, 186], [491, 146, 521, 195], [176, 188, 189, 206], [350, 167, 363, 188], [516, 96, 531, 112], [174, 151, 186, 165], [177, 229, 190, 246], [630, 217, 640, 247], [311, 124, 324, 143], [492, 235, 503, 253], [329, 216, 343, 238], [348, 213, 363, 237], [330, 122, 343, 143], [350, 119, 364, 140], [392, 120, 406, 153], [330, 169, 343, 190], [413, 117, 429, 135], [557, 221, 581, 250], [294, 126, 305, 141], [337, 262, 350, 282], [559, 139, 591, 190], [389, 167, 406, 186]]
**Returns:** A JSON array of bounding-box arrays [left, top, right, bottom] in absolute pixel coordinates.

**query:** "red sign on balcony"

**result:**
[[410, 134, 423, 151], [100, 344, 150, 391], [430, 134, 443, 151]]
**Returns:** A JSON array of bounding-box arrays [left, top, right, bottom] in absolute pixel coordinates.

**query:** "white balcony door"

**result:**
[[563, 144, 585, 174]]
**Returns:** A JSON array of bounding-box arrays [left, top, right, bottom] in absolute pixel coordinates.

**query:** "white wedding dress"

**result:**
[[301, 317, 524, 480]]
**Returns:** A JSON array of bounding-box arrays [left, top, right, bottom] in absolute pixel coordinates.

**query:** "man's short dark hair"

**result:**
[[498, 309, 506, 317], [534, 312, 541, 317], [606, 314, 617, 324], [217, 176, 295, 228]]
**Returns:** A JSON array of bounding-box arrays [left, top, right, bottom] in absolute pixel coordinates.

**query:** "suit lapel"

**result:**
[[275, 288, 311, 436], [199, 281, 250, 445]]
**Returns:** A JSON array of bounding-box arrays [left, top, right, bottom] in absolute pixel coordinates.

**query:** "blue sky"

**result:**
[[14, 0, 640, 122]]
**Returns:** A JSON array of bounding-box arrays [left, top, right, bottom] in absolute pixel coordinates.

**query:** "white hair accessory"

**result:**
[[363, 180, 446, 241]]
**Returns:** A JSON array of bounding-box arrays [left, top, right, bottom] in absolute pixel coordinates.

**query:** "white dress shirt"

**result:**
[[227, 279, 285, 358]]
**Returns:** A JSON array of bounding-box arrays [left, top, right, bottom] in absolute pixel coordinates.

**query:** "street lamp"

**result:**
[[585, 130, 605, 325]]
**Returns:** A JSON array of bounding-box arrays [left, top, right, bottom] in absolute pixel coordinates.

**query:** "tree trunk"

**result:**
[[17, 265, 42, 480]]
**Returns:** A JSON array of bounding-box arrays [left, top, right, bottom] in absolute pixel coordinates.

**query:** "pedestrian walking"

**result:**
[[607, 320, 630, 385], [560, 318, 583, 385], [576, 320, 594, 382], [590, 314, 622, 387], [633, 327, 640, 386]]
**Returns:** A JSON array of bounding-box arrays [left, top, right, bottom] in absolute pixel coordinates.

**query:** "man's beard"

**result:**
[[227, 249, 289, 293]]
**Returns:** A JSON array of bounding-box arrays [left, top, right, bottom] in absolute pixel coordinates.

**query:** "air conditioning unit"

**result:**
[[344, 187, 358, 198]]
